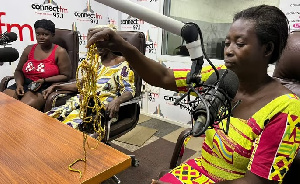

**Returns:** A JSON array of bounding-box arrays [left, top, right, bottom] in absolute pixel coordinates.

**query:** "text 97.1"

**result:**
[[133, 25, 141, 30], [91, 19, 99, 24], [53, 12, 64, 18]]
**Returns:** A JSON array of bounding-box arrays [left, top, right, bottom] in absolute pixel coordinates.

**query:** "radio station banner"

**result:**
[[280, 0, 300, 32], [0, 0, 160, 76], [0, 0, 166, 122], [0, 0, 294, 126]]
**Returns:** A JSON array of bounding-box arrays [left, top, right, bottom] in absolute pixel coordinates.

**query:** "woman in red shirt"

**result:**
[[4, 19, 71, 111]]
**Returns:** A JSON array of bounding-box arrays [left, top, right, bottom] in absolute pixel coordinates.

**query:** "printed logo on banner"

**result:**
[[107, 17, 116, 25], [79, 57, 87, 63], [145, 30, 157, 54], [163, 93, 189, 111], [148, 92, 159, 102], [72, 22, 88, 63], [79, 51, 88, 63], [286, 8, 300, 29], [74, 0, 103, 24], [121, 15, 145, 31], [31, 0, 68, 19], [72, 22, 88, 46], [153, 104, 164, 117], [0, 12, 34, 41]]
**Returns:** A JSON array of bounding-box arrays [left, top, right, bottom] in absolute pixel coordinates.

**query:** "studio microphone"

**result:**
[[192, 69, 239, 137], [0, 47, 19, 63], [0, 32, 18, 45]]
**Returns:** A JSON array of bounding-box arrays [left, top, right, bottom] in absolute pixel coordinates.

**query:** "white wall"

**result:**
[[0, 0, 299, 127]]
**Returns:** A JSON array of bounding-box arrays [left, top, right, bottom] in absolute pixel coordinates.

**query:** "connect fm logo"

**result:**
[[121, 15, 145, 30], [72, 22, 88, 46], [148, 92, 159, 102], [145, 30, 157, 54], [0, 12, 34, 41], [107, 17, 116, 25], [43, 0, 57, 5], [153, 104, 164, 117], [74, 0, 103, 24], [31, 0, 68, 19], [163, 93, 188, 111]]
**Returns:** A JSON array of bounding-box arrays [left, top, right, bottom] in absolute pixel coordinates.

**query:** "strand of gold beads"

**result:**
[[68, 43, 106, 178]]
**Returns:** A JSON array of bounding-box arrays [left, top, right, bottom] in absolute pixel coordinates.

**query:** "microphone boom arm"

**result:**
[[181, 23, 204, 85], [95, 0, 226, 136]]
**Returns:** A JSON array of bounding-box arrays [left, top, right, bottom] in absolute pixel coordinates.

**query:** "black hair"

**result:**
[[34, 19, 55, 35], [233, 5, 289, 64]]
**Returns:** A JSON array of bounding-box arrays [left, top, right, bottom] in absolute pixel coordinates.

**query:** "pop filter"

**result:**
[[0, 47, 19, 63], [0, 32, 18, 45]]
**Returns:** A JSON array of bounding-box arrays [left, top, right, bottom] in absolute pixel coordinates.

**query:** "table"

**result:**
[[0, 92, 131, 183]]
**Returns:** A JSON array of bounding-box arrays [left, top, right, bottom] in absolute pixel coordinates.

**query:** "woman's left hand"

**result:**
[[105, 98, 122, 118], [42, 85, 56, 99]]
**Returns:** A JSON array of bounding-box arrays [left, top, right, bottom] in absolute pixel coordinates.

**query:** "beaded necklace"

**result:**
[[68, 44, 106, 178]]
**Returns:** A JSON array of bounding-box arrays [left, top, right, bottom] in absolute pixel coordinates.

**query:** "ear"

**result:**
[[264, 42, 274, 57]]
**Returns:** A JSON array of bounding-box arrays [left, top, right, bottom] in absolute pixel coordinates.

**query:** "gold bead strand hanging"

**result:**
[[68, 43, 106, 178]]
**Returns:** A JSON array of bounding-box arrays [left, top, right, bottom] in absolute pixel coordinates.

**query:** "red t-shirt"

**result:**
[[22, 44, 60, 81]]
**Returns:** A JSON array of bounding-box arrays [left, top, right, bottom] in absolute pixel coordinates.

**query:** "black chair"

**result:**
[[44, 31, 146, 148], [0, 28, 80, 112]]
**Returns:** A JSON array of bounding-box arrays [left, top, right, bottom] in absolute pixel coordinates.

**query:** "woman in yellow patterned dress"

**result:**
[[86, 5, 300, 184], [43, 26, 135, 131]]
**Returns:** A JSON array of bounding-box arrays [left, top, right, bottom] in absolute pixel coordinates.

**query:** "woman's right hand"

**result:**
[[42, 85, 56, 99], [16, 84, 24, 96]]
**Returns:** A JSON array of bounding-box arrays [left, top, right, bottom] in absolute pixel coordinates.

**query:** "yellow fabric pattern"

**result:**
[[46, 61, 135, 129], [160, 65, 300, 183]]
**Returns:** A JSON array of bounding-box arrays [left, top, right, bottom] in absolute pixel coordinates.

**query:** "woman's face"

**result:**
[[97, 48, 111, 58], [35, 27, 54, 46], [224, 19, 266, 77]]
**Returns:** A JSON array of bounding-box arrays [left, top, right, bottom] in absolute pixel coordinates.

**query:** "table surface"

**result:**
[[0, 92, 131, 184]]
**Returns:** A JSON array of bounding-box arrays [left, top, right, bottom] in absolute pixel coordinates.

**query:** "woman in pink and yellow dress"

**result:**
[[86, 5, 300, 184]]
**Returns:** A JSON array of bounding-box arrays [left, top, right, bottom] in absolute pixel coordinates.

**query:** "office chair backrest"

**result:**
[[273, 31, 300, 82], [105, 31, 146, 141], [53, 28, 79, 79], [116, 31, 146, 98]]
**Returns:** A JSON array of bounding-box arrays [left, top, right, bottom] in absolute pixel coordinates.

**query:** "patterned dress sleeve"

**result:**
[[247, 94, 300, 181], [173, 65, 226, 93], [117, 61, 136, 97]]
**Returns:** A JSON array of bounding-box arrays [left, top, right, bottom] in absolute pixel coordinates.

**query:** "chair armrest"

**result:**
[[102, 96, 142, 143], [120, 96, 142, 107], [170, 128, 193, 169], [44, 90, 77, 112], [0, 76, 14, 92]]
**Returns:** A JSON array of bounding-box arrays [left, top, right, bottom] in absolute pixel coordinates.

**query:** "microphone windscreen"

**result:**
[[0, 47, 19, 63], [6, 32, 18, 42], [205, 69, 239, 99]]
